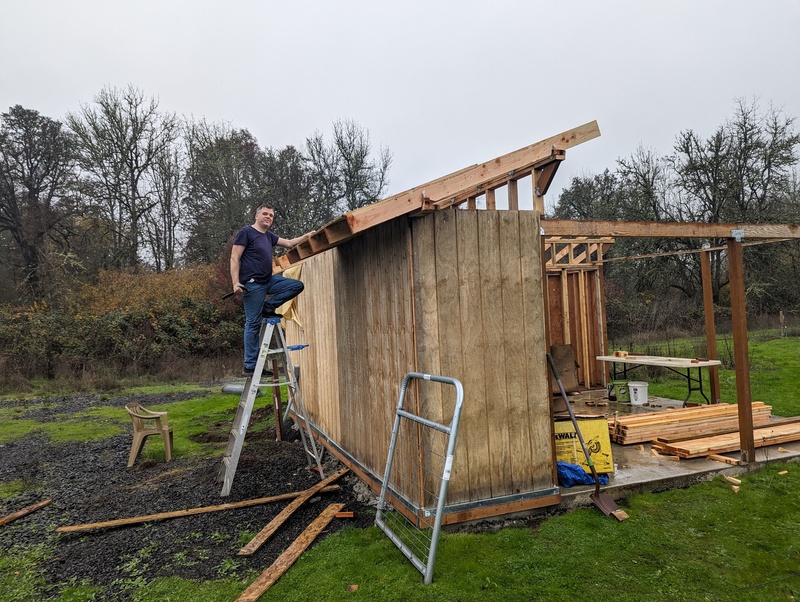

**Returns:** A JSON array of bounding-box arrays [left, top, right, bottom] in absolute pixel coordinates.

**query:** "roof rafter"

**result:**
[[277, 121, 601, 267]]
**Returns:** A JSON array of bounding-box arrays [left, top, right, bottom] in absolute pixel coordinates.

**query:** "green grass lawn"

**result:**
[[2, 334, 800, 600], [625, 332, 800, 417], [261, 464, 800, 601]]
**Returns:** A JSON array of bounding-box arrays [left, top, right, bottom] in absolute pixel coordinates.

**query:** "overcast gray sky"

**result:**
[[3, 1, 799, 213]]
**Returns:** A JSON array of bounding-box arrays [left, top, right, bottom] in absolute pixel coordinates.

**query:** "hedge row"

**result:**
[[0, 265, 245, 378]]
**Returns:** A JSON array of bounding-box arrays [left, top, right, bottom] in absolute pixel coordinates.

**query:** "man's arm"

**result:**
[[276, 230, 316, 249], [230, 244, 246, 293]]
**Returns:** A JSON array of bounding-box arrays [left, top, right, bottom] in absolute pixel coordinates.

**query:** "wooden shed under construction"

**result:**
[[277, 122, 601, 523], [275, 118, 800, 522]]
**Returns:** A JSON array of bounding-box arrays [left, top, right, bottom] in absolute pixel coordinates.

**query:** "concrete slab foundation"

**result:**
[[555, 391, 800, 512]]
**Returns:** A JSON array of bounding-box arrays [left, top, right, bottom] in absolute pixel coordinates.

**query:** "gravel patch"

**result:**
[[0, 391, 375, 600]]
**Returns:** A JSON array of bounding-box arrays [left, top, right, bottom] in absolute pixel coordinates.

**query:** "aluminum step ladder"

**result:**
[[217, 317, 325, 496]]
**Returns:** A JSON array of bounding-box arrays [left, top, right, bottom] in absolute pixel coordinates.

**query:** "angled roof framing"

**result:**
[[276, 121, 601, 268]]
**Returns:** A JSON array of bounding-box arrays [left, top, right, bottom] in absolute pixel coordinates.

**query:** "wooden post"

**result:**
[[507, 179, 519, 210], [700, 250, 721, 403], [486, 188, 496, 210], [727, 238, 755, 463], [532, 170, 545, 214]]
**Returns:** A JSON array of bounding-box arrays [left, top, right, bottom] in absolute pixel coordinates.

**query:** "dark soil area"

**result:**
[[0, 390, 376, 600]]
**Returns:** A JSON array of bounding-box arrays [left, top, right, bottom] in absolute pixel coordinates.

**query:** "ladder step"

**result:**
[[219, 317, 323, 495]]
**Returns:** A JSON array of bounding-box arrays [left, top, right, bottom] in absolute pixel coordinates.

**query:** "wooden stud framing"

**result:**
[[485, 188, 496, 210], [507, 179, 519, 210]]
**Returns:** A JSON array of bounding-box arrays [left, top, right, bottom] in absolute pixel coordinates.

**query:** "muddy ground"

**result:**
[[0, 390, 376, 600]]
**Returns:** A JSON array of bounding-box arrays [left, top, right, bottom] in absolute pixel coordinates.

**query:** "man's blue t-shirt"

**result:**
[[233, 226, 279, 284]]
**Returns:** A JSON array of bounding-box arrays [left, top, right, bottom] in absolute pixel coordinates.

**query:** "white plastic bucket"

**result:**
[[628, 381, 648, 405]]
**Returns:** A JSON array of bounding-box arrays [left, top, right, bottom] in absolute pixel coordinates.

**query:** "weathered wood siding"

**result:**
[[287, 209, 557, 516], [287, 217, 415, 476], [412, 210, 554, 504]]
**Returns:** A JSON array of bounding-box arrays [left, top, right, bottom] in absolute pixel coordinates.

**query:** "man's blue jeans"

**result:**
[[242, 275, 304, 369]]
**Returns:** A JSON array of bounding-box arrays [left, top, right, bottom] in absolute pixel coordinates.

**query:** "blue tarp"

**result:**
[[557, 461, 609, 488]]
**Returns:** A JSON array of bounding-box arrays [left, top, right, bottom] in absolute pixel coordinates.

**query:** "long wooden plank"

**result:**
[[728, 238, 755, 462], [542, 219, 800, 240], [56, 487, 341, 533], [432, 210, 461, 502], [410, 212, 442, 507], [608, 403, 773, 444], [235, 503, 345, 602], [521, 210, 557, 490], [237, 468, 348, 556], [480, 210, 511, 497], [500, 211, 530, 492], [656, 415, 797, 443], [612, 406, 772, 433], [609, 402, 767, 427], [0, 499, 52, 527], [456, 210, 492, 500]]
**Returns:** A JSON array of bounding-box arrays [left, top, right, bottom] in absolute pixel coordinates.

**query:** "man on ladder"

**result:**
[[229, 204, 315, 376], [221, 204, 322, 496]]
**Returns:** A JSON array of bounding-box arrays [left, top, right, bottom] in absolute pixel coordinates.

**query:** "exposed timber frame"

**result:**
[[275, 121, 600, 268], [541, 219, 800, 464]]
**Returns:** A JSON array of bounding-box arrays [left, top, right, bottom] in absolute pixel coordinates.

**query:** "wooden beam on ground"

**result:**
[[55, 486, 340, 533], [728, 238, 756, 462], [237, 468, 349, 556], [701, 250, 721, 403], [0, 499, 52, 527], [707, 454, 744, 466], [235, 503, 345, 602], [542, 219, 800, 240]]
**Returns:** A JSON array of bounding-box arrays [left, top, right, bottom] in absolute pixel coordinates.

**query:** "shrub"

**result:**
[[0, 265, 244, 383]]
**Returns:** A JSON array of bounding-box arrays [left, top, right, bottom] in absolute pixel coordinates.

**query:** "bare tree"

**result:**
[[255, 145, 335, 239], [551, 169, 620, 220], [305, 118, 391, 213], [182, 120, 263, 263], [672, 98, 800, 224], [144, 144, 184, 271], [67, 86, 179, 268], [0, 105, 77, 300]]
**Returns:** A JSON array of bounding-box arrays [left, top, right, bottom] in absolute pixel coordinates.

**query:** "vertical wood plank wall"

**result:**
[[288, 209, 557, 514], [285, 249, 341, 441], [287, 218, 416, 480], [413, 210, 555, 504]]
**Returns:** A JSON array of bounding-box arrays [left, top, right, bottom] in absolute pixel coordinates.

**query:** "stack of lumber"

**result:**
[[608, 402, 774, 445], [652, 420, 800, 458]]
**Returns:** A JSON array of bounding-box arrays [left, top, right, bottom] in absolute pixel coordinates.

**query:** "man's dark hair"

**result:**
[[254, 204, 274, 217]]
